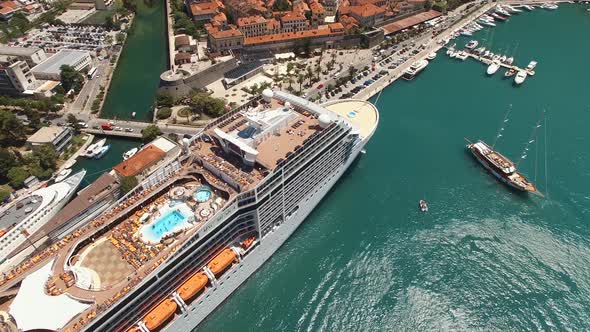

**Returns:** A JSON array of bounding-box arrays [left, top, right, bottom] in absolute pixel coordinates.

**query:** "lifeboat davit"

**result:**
[[177, 272, 208, 302], [207, 248, 237, 276], [143, 298, 177, 331], [126, 327, 141, 332]]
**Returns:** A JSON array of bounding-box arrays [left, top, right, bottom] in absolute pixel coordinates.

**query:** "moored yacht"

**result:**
[[54, 168, 72, 182], [504, 68, 516, 78], [526, 60, 538, 71], [514, 71, 527, 84], [0, 169, 86, 269], [123, 147, 139, 160], [426, 52, 437, 60], [487, 61, 501, 75], [82, 138, 107, 158], [403, 59, 429, 80], [465, 40, 479, 50], [94, 144, 111, 159]]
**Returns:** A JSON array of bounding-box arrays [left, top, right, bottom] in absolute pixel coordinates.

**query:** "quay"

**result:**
[[448, 49, 536, 76]]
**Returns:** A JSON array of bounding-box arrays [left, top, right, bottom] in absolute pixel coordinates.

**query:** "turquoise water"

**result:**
[[194, 188, 212, 203], [144, 210, 186, 242], [197, 5, 590, 331]]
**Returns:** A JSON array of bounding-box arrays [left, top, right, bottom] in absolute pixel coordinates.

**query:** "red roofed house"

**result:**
[[309, 1, 326, 27], [208, 28, 245, 53], [188, 0, 224, 22], [349, 3, 384, 27], [280, 12, 308, 33], [237, 15, 268, 37]]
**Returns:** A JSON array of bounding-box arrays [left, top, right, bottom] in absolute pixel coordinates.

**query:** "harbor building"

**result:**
[[31, 50, 92, 81], [113, 136, 181, 182], [26, 126, 74, 153]]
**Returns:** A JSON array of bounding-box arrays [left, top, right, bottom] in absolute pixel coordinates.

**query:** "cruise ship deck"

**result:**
[[0, 90, 379, 332]]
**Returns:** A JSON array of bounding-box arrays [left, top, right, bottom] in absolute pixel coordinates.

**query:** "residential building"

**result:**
[[309, 1, 326, 27], [0, 0, 19, 20], [26, 126, 73, 153], [280, 12, 308, 33], [0, 46, 47, 67], [208, 29, 245, 53], [243, 24, 345, 52], [31, 50, 92, 81], [349, 3, 385, 27], [237, 15, 268, 37], [175, 52, 192, 65], [188, 0, 223, 22], [175, 34, 197, 52], [321, 0, 340, 15], [0, 56, 37, 96]]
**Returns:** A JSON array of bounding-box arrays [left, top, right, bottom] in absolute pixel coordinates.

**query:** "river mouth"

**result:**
[[100, 0, 168, 122]]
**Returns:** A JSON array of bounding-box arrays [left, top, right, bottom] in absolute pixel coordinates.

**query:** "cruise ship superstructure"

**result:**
[[0, 90, 378, 332]]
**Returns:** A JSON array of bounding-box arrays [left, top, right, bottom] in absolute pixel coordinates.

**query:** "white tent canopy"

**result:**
[[10, 260, 91, 331]]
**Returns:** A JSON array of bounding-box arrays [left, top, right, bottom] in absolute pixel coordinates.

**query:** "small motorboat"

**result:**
[[55, 168, 72, 182], [131, 112, 137, 118], [426, 52, 437, 60], [419, 200, 428, 212], [514, 70, 527, 85], [123, 147, 139, 160], [94, 145, 111, 159]]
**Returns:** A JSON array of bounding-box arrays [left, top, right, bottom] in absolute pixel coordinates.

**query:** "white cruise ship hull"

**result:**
[[163, 136, 371, 332]]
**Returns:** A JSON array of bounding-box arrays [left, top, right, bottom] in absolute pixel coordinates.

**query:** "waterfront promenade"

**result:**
[[355, 1, 495, 101]]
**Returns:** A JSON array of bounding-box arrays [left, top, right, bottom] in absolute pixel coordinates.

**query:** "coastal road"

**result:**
[[69, 60, 111, 120]]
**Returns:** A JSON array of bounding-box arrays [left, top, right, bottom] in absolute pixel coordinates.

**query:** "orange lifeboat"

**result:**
[[126, 327, 141, 332], [207, 248, 237, 276], [241, 237, 255, 249], [142, 298, 177, 331], [177, 272, 208, 302], [0, 229, 6, 238]]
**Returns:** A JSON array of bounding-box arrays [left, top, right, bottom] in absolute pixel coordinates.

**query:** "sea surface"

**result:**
[[196, 5, 590, 331]]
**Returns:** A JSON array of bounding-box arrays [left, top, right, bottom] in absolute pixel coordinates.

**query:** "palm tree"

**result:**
[[305, 66, 314, 85], [287, 76, 294, 91], [296, 74, 305, 93]]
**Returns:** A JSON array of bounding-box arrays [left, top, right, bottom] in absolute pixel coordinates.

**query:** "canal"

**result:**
[[72, 0, 168, 185], [100, 0, 168, 122]]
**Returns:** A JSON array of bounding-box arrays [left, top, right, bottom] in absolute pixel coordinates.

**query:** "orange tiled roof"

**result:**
[[113, 145, 166, 177], [1, 1, 18, 9], [328, 22, 344, 31], [349, 3, 384, 17], [381, 9, 441, 34], [280, 12, 306, 22], [309, 2, 325, 14], [339, 14, 359, 29], [244, 27, 341, 45], [189, 1, 222, 16], [237, 15, 267, 27], [210, 28, 244, 39]]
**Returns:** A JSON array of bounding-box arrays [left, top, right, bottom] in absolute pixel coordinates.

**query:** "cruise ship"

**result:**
[[0, 170, 86, 271], [0, 90, 378, 332]]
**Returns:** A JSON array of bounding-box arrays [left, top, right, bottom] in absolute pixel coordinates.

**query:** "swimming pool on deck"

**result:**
[[140, 203, 194, 243]]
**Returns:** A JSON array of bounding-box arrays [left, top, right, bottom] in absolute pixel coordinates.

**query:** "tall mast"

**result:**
[[517, 110, 545, 168], [492, 104, 512, 148], [544, 111, 549, 200]]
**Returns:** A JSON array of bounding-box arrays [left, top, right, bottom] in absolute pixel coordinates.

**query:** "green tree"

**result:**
[[67, 114, 82, 134], [60, 65, 84, 93], [116, 32, 126, 44], [156, 107, 172, 119], [120, 175, 138, 194], [156, 92, 174, 107], [142, 125, 162, 143], [104, 35, 113, 46], [188, 93, 226, 118], [7, 167, 28, 188], [296, 73, 305, 93], [33, 144, 58, 170], [0, 149, 17, 181], [0, 110, 26, 146], [0, 188, 10, 202], [272, 0, 290, 11]]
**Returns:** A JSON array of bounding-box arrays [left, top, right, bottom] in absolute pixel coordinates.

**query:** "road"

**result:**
[[83, 118, 203, 138], [69, 60, 111, 121]]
